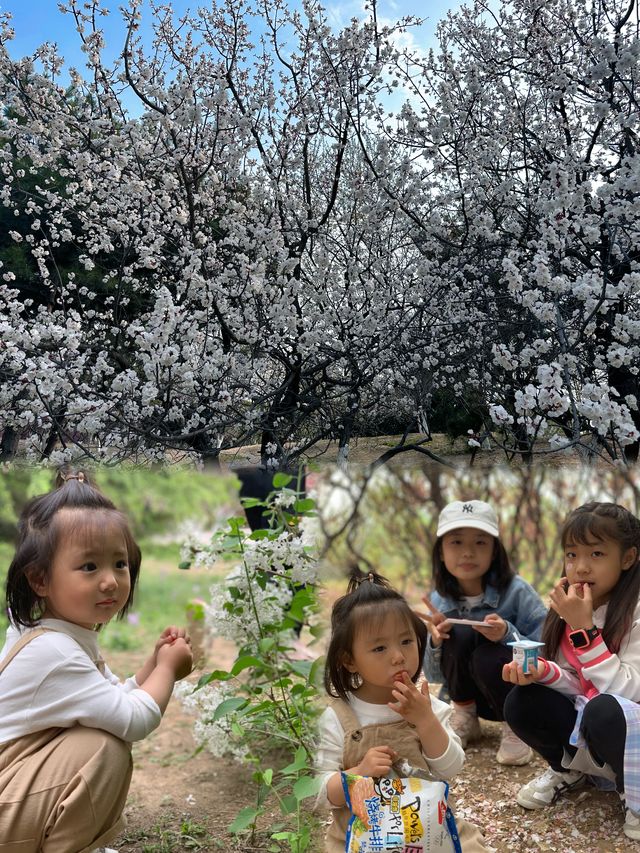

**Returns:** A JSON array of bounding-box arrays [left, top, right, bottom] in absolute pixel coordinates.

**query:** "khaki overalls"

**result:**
[[0, 628, 133, 853], [324, 698, 488, 852]]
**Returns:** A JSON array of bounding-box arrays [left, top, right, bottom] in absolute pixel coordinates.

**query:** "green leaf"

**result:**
[[212, 697, 248, 722], [293, 775, 321, 801], [242, 700, 276, 716], [228, 806, 262, 833], [293, 498, 315, 513], [287, 592, 316, 624], [195, 670, 230, 689], [249, 528, 272, 540], [279, 795, 298, 815], [257, 782, 271, 807], [272, 472, 293, 488], [288, 660, 313, 679], [240, 497, 265, 508], [281, 747, 309, 775], [258, 637, 276, 653], [230, 655, 263, 676], [261, 768, 273, 786], [178, 561, 192, 570], [309, 656, 324, 687]]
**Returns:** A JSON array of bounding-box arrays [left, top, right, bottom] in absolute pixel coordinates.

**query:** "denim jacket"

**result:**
[[422, 574, 547, 683]]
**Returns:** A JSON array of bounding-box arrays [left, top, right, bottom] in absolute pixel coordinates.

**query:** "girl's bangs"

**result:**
[[353, 599, 415, 638], [562, 513, 619, 547], [52, 507, 131, 553]]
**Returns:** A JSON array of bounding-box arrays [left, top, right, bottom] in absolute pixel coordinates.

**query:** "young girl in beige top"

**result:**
[[0, 471, 193, 853]]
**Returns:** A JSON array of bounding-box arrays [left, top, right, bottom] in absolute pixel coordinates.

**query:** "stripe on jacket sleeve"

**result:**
[[576, 636, 611, 666], [538, 659, 561, 684]]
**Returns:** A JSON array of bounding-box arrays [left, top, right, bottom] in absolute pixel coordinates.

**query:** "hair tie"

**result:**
[[62, 471, 86, 483]]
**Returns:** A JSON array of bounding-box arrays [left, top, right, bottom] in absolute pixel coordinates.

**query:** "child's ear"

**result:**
[[26, 569, 48, 597], [342, 652, 358, 674], [622, 547, 638, 571]]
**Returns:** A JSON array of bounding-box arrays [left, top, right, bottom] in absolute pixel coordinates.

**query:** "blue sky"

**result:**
[[1, 1, 460, 67]]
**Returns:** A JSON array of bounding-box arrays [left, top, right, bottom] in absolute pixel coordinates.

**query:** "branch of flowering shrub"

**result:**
[[176, 478, 322, 849]]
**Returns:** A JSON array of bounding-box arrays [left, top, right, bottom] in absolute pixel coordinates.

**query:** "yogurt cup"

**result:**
[[507, 640, 545, 674]]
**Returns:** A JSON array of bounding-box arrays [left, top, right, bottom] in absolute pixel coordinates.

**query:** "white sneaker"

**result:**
[[496, 722, 534, 766], [517, 767, 586, 809], [450, 705, 482, 748], [620, 795, 640, 840]]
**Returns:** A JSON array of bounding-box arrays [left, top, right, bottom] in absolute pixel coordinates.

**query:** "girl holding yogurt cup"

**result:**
[[502, 502, 640, 841], [418, 499, 547, 765]]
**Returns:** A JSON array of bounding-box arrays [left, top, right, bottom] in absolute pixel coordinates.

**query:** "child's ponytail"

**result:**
[[344, 565, 391, 596]]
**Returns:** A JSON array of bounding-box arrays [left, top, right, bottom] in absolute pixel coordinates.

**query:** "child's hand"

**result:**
[[388, 672, 432, 725], [473, 614, 508, 642], [502, 659, 545, 686], [354, 745, 397, 777], [154, 626, 191, 659], [136, 626, 193, 689], [156, 637, 193, 681], [549, 577, 594, 628], [414, 596, 451, 647]]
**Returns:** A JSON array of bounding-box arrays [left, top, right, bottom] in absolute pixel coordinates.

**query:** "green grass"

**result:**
[[120, 815, 213, 851], [0, 541, 13, 639], [99, 547, 219, 661]]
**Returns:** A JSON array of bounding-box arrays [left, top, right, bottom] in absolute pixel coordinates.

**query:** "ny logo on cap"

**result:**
[[462, 503, 473, 513]]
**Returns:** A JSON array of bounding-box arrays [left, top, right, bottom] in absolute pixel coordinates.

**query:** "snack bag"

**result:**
[[341, 772, 461, 853]]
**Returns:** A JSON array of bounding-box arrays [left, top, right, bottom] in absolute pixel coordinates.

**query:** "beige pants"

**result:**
[[0, 725, 132, 853]]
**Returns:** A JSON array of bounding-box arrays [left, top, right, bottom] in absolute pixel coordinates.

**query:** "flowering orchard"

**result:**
[[1, 0, 639, 466]]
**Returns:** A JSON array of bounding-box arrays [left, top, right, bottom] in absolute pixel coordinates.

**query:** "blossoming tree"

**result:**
[[347, 0, 640, 461], [1, 0, 639, 466]]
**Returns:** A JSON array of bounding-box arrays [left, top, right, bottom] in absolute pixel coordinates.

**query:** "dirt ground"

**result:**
[[218, 433, 603, 472], [110, 639, 260, 852], [110, 635, 638, 852]]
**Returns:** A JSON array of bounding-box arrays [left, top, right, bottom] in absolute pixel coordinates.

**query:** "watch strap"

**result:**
[[568, 625, 600, 649]]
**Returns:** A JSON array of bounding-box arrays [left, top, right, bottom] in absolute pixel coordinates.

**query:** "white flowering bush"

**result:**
[[178, 473, 321, 851], [174, 678, 250, 763]]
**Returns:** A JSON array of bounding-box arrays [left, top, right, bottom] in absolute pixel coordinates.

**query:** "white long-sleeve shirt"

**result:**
[[0, 618, 161, 744], [315, 691, 465, 809]]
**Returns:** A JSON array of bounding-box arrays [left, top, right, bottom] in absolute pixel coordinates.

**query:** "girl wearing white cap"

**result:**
[[418, 500, 547, 765]]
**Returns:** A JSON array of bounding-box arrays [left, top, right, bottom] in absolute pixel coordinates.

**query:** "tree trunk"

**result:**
[[0, 426, 18, 461]]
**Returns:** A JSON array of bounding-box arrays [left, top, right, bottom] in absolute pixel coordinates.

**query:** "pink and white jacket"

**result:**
[[537, 599, 640, 703]]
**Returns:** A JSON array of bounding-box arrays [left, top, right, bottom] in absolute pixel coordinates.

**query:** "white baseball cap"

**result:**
[[436, 500, 499, 538]]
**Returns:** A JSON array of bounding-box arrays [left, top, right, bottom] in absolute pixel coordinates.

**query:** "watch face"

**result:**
[[569, 630, 589, 649]]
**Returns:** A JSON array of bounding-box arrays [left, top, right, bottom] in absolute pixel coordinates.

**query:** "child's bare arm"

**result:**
[[137, 638, 193, 714], [135, 626, 191, 686]]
